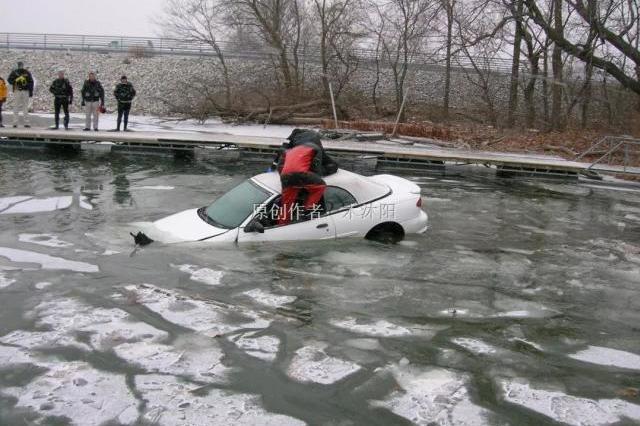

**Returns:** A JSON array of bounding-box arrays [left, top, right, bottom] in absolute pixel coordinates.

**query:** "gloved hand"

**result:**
[[81, 101, 85, 107], [69, 98, 73, 105]]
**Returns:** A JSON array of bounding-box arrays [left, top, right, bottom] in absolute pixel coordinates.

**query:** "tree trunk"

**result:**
[[551, 0, 564, 131], [507, 0, 524, 127], [524, 55, 539, 128], [443, 0, 454, 121], [581, 61, 593, 128], [542, 44, 550, 124]]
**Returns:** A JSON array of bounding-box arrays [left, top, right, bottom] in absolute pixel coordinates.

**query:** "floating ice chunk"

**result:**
[[0, 272, 16, 289], [344, 338, 382, 351], [230, 331, 280, 361], [0, 195, 73, 214], [0, 247, 99, 273], [34, 281, 52, 290], [19, 233, 73, 248], [79, 195, 94, 210], [287, 342, 361, 384], [0, 329, 91, 351], [136, 374, 306, 425], [330, 317, 412, 337], [371, 363, 491, 425], [0, 195, 32, 211], [114, 342, 229, 383], [515, 225, 564, 236], [0, 344, 36, 364], [132, 185, 175, 190], [569, 346, 640, 370], [124, 284, 270, 337], [176, 264, 224, 286], [452, 338, 498, 355], [500, 379, 640, 425], [242, 288, 296, 308], [102, 249, 120, 256], [3, 361, 138, 426]]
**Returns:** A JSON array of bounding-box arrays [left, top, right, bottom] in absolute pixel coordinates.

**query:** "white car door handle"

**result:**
[[316, 223, 328, 229]]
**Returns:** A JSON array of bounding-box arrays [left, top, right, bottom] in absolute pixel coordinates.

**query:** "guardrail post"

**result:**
[[82, 35, 85, 51], [44, 34, 47, 49]]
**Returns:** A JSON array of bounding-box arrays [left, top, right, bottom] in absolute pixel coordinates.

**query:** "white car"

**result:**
[[138, 169, 428, 244]]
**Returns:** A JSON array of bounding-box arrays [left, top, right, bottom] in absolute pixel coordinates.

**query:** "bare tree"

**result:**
[[442, 0, 456, 121], [507, 0, 524, 127], [160, 0, 233, 107]]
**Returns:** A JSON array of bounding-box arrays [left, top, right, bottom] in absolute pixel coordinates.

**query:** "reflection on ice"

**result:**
[[370, 362, 492, 425], [287, 342, 361, 384], [569, 346, 640, 370], [501, 379, 640, 425], [136, 374, 306, 425], [3, 361, 139, 426], [0, 247, 99, 272]]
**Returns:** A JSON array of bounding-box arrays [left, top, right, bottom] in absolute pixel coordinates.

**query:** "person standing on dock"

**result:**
[[49, 71, 73, 130], [113, 76, 136, 131], [7, 61, 34, 128], [81, 72, 105, 131], [0, 77, 7, 128]]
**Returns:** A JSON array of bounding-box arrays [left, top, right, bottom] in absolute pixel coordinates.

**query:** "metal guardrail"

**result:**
[[575, 135, 640, 173], [0, 32, 514, 73]]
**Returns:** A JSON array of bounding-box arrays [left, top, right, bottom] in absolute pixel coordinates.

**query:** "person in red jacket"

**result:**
[[277, 140, 328, 225]]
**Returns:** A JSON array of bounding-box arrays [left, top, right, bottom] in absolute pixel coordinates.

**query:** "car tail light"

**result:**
[[416, 197, 423, 207]]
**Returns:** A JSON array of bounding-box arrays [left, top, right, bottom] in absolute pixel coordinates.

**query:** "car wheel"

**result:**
[[365, 222, 404, 244]]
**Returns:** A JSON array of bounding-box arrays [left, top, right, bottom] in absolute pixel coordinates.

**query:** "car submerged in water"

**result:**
[[135, 169, 428, 244]]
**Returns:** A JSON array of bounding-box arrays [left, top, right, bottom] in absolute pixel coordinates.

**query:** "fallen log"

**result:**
[[543, 144, 578, 157]]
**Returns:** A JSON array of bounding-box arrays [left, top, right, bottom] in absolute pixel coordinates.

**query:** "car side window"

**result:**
[[324, 186, 356, 212]]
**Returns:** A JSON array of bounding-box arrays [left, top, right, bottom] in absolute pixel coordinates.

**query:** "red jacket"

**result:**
[[278, 144, 322, 175]]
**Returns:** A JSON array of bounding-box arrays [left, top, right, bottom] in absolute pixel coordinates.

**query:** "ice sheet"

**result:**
[[0, 247, 98, 272], [287, 341, 361, 384], [230, 331, 280, 361], [242, 288, 296, 308], [0, 272, 16, 289], [452, 338, 498, 355], [175, 264, 225, 286], [0, 195, 73, 214], [331, 317, 416, 337], [569, 346, 640, 370], [18, 233, 74, 248]]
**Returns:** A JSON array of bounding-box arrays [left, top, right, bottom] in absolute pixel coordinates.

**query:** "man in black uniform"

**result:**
[[7, 61, 34, 128], [49, 71, 73, 130], [113, 75, 136, 131]]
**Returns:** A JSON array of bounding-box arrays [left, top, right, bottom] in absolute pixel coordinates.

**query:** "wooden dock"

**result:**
[[1, 128, 638, 178]]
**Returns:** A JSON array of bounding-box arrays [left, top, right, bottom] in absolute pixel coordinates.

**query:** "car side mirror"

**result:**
[[244, 218, 265, 233]]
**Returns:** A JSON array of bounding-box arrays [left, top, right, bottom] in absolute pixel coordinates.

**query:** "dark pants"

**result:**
[[117, 103, 131, 130], [0, 101, 3, 125], [54, 98, 69, 128], [279, 172, 326, 225]]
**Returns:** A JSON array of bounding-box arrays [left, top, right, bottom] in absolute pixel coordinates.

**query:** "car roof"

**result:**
[[252, 169, 390, 204]]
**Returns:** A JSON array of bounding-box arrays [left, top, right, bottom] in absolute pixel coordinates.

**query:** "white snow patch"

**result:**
[[569, 346, 640, 370], [175, 264, 225, 286], [124, 284, 270, 337], [501, 379, 640, 426], [136, 374, 306, 425], [0, 247, 98, 272], [132, 185, 175, 190], [242, 288, 296, 308], [287, 341, 361, 384], [0, 344, 36, 364], [0, 195, 73, 214], [3, 361, 139, 426], [452, 338, 498, 355], [230, 331, 280, 361], [371, 363, 492, 425], [19, 233, 73, 248]]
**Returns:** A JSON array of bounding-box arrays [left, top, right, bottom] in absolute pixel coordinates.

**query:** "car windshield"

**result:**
[[205, 180, 272, 229]]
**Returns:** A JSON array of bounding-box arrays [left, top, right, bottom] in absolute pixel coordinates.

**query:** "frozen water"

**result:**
[[569, 346, 640, 370], [452, 338, 498, 355], [344, 338, 382, 351], [0, 247, 99, 272], [1, 297, 168, 351], [175, 264, 225, 286], [114, 341, 229, 383], [371, 363, 492, 425], [230, 331, 280, 361], [136, 374, 306, 425], [79, 195, 94, 210], [242, 288, 296, 308], [287, 342, 361, 384], [0, 195, 32, 211], [331, 317, 436, 337], [34, 281, 52, 290], [0, 344, 36, 364], [124, 284, 270, 337], [18, 233, 74, 248], [0, 272, 16, 289], [500, 379, 640, 425], [0, 195, 73, 214], [3, 361, 139, 426]]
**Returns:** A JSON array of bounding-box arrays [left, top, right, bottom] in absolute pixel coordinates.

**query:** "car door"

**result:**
[[237, 205, 336, 242]]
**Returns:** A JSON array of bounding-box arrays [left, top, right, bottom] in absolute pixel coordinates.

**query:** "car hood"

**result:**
[[152, 208, 230, 242]]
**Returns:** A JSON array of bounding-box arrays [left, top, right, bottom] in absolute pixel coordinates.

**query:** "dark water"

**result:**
[[1, 149, 640, 426]]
